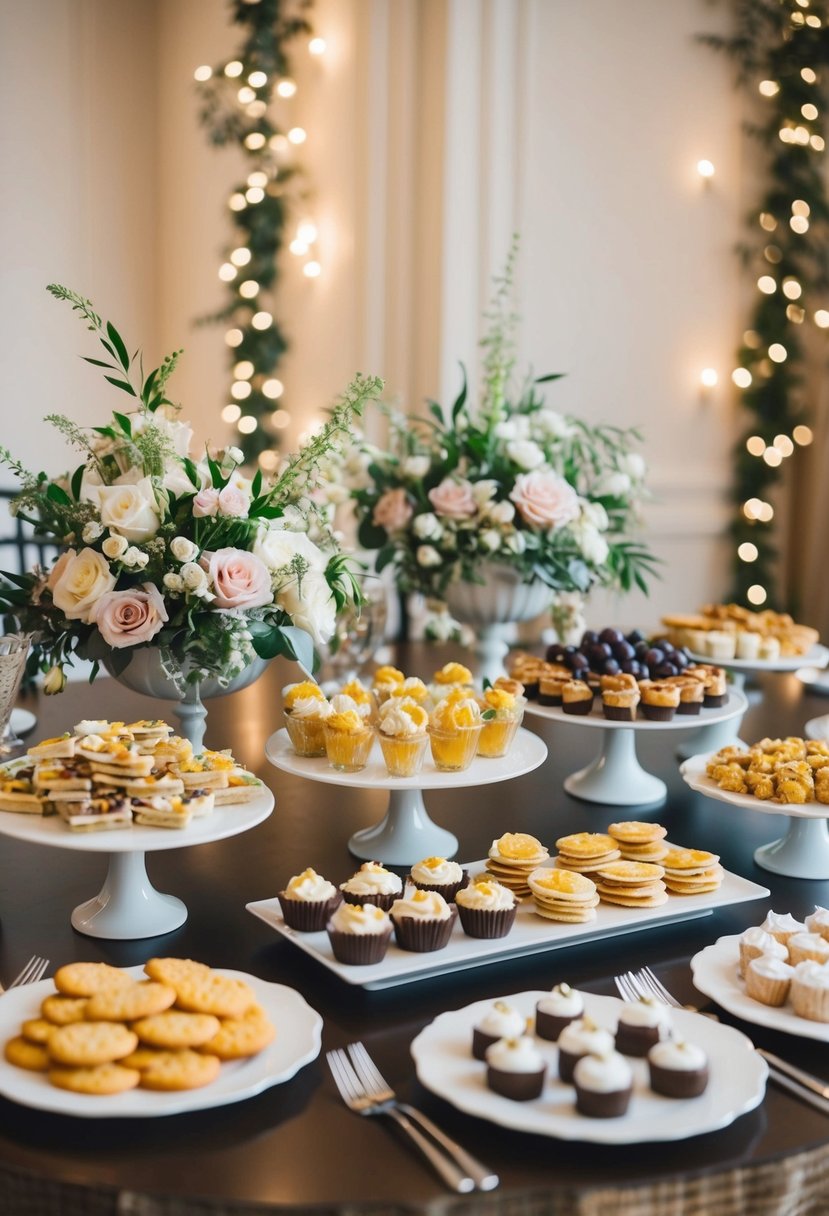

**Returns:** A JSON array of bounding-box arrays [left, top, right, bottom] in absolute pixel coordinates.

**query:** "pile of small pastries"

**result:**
[[662, 602, 819, 660], [3, 958, 275, 1095], [706, 737, 829, 805], [736, 909, 829, 1023], [0, 718, 264, 830]]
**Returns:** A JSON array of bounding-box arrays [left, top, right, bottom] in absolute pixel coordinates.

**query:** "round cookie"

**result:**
[[21, 1018, 56, 1045], [121, 1046, 165, 1070], [607, 821, 667, 844], [662, 848, 720, 874], [144, 957, 211, 986], [170, 973, 255, 1019], [86, 981, 176, 1022], [41, 995, 89, 1025], [555, 852, 621, 874], [139, 1049, 222, 1091], [48, 1063, 141, 1096], [132, 1010, 222, 1049], [47, 1021, 138, 1067], [597, 889, 669, 908], [53, 963, 132, 998], [200, 1005, 276, 1060], [528, 868, 597, 901], [5, 1035, 50, 1072], [555, 832, 617, 858], [595, 860, 666, 884]]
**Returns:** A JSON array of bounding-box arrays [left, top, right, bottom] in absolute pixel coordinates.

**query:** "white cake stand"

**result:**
[[0, 791, 274, 939], [681, 752, 829, 879], [525, 691, 748, 808], [265, 727, 547, 866], [806, 715, 829, 742]]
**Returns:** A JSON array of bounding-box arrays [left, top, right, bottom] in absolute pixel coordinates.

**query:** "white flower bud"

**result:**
[[505, 532, 527, 555], [170, 536, 198, 563], [163, 572, 184, 592], [413, 512, 442, 541], [488, 500, 515, 525], [82, 521, 104, 543], [181, 561, 208, 592], [43, 665, 67, 695], [479, 529, 502, 553], [102, 534, 128, 560], [122, 546, 147, 568], [227, 446, 244, 465], [402, 455, 431, 478], [416, 544, 443, 568]]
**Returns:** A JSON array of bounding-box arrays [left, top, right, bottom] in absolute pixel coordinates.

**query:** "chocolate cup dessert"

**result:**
[[575, 1084, 632, 1118], [535, 1008, 579, 1043], [340, 890, 397, 913], [602, 704, 637, 722], [538, 692, 563, 707], [562, 698, 594, 717], [703, 692, 727, 708], [614, 1022, 660, 1058], [407, 871, 468, 904], [676, 700, 702, 716], [648, 1061, 709, 1098], [457, 904, 517, 940], [558, 1047, 586, 1084], [640, 703, 675, 722], [472, 1027, 502, 1061], [326, 925, 392, 966], [278, 891, 342, 932], [391, 906, 457, 953], [486, 1064, 546, 1102]]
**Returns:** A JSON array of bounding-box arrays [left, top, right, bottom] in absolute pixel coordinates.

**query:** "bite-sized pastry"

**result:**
[[278, 868, 342, 932], [648, 1039, 709, 1097], [758, 636, 781, 661], [211, 769, 265, 805], [804, 906, 829, 942], [172, 750, 236, 790], [408, 856, 467, 902], [485, 1035, 546, 1101], [472, 1000, 526, 1060], [614, 996, 671, 1057], [428, 696, 482, 772], [485, 832, 550, 897], [705, 630, 736, 661], [760, 911, 806, 947], [738, 927, 787, 976], [787, 932, 829, 967], [538, 666, 572, 707], [534, 983, 584, 1041], [326, 901, 393, 965], [428, 662, 474, 702], [339, 861, 403, 911], [477, 686, 525, 757], [371, 665, 406, 705], [389, 889, 457, 952], [573, 1050, 633, 1118], [323, 705, 375, 773], [53, 794, 133, 832], [735, 631, 761, 661], [557, 1016, 614, 1083], [27, 734, 77, 761], [790, 960, 829, 1022], [672, 678, 705, 716], [601, 687, 640, 722], [560, 680, 594, 716], [0, 764, 43, 813], [131, 790, 214, 829], [492, 676, 525, 699], [745, 956, 794, 1007], [455, 878, 517, 939], [638, 681, 680, 721]]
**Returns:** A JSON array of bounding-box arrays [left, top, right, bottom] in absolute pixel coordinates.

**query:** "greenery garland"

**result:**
[[196, 0, 316, 467], [703, 1, 829, 609]]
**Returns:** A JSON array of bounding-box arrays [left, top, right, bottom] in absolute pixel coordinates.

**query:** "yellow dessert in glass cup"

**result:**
[[323, 703, 375, 772], [389, 676, 432, 709], [378, 698, 430, 777], [371, 664, 406, 706], [338, 679, 378, 723], [428, 694, 483, 772], [428, 661, 474, 703], [283, 681, 330, 757], [477, 686, 525, 758]]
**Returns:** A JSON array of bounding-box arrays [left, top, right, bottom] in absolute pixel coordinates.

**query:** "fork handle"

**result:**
[[385, 1106, 474, 1193], [398, 1103, 499, 1191]]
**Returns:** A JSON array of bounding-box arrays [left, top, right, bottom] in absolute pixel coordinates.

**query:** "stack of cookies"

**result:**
[[592, 860, 668, 909], [607, 821, 669, 864], [485, 832, 550, 898], [554, 833, 621, 874], [3, 958, 275, 1097], [661, 848, 723, 895], [527, 868, 599, 923]]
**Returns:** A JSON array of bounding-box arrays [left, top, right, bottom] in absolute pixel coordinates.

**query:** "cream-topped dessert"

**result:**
[[485, 1035, 546, 1101], [339, 862, 402, 911], [326, 901, 392, 965], [615, 996, 671, 1057], [390, 889, 453, 921], [788, 932, 829, 966], [472, 999, 527, 1059], [535, 982, 584, 1041], [328, 901, 391, 935], [760, 911, 806, 945], [805, 906, 829, 941], [739, 926, 787, 975], [390, 888, 457, 953], [745, 955, 795, 1007], [278, 867, 341, 932], [790, 960, 829, 1022], [648, 1039, 709, 1097], [573, 1050, 633, 1118], [409, 857, 466, 898], [282, 868, 337, 903], [455, 878, 517, 939], [558, 1016, 614, 1083]]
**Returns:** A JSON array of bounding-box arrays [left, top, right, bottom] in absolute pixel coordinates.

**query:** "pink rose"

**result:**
[[206, 548, 272, 609], [95, 584, 169, 649], [427, 478, 477, 519], [193, 487, 220, 517], [218, 484, 250, 518], [510, 470, 580, 530], [373, 488, 413, 532]]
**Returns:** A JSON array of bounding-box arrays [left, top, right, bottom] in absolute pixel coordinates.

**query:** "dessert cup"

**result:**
[[378, 732, 429, 778], [284, 712, 327, 758], [324, 723, 375, 773], [428, 724, 482, 772]]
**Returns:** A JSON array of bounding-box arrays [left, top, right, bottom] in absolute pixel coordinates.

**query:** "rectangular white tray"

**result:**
[[246, 863, 769, 990]]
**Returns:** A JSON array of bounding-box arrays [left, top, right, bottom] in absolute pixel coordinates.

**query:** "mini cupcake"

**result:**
[[790, 960, 829, 1022], [408, 856, 468, 902], [534, 983, 584, 1042], [455, 878, 517, 939], [573, 1050, 633, 1118], [377, 698, 430, 777], [283, 681, 330, 757], [485, 1035, 546, 1101], [705, 630, 737, 661], [758, 636, 781, 661], [278, 867, 342, 931], [326, 901, 393, 965], [787, 932, 829, 967], [805, 906, 829, 942], [614, 996, 671, 1057], [648, 1039, 709, 1098], [738, 927, 787, 976], [371, 665, 406, 706], [601, 687, 640, 722], [760, 911, 806, 948], [538, 666, 572, 707], [390, 889, 457, 952], [477, 687, 525, 758], [339, 861, 403, 912], [429, 662, 474, 703], [745, 955, 794, 1007], [323, 700, 375, 773], [639, 681, 680, 721], [701, 666, 728, 708], [493, 676, 525, 698], [561, 680, 594, 716], [428, 695, 483, 772], [472, 1000, 526, 1060], [599, 673, 638, 694], [557, 1016, 614, 1084], [673, 679, 704, 716], [509, 656, 542, 700]]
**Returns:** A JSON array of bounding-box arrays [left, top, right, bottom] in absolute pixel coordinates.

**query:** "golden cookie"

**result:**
[[532, 904, 598, 923], [555, 851, 621, 873], [172, 973, 255, 1019], [133, 1010, 222, 1049], [662, 848, 719, 872], [597, 890, 669, 908], [121, 1047, 164, 1070], [596, 882, 665, 900], [595, 861, 665, 884], [85, 981, 176, 1022], [200, 1005, 276, 1060], [527, 867, 597, 900], [555, 832, 617, 858], [139, 1049, 222, 1091], [144, 957, 211, 986], [53, 962, 132, 997], [48, 1063, 141, 1095], [619, 844, 669, 863], [21, 1018, 56, 1045], [47, 1021, 138, 1067], [5, 1035, 50, 1071], [607, 821, 667, 844], [41, 995, 89, 1025], [665, 881, 722, 895], [532, 893, 600, 911], [490, 833, 548, 862]]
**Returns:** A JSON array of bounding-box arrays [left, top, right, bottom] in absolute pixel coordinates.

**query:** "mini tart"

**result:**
[[339, 862, 403, 912], [561, 680, 594, 716], [790, 960, 829, 1022], [472, 1001, 526, 1060], [557, 1017, 614, 1083], [535, 983, 584, 1042], [455, 879, 517, 939], [701, 668, 728, 707], [573, 1050, 633, 1119], [639, 681, 680, 721], [278, 868, 341, 932], [326, 902, 393, 965], [648, 1039, 709, 1098], [745, 956, 794, 1007], [408, 857, 467, 902], [673, 679, 704, 715], [601, 688, 640, 722], [738, 927, 787, 977], [390, 889, 457, 952], [538, 673, 570, 707], [788, 932, 829, 967], [485, 1035, 546, 1101], [760, 911, 806, 947], [614, 996, 671, 1057]]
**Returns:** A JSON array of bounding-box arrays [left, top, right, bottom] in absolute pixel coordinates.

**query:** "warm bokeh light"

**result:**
[[802, 103, 819, 120], [794, 424, 814, 445], [757, 275, 777, 293], [247, 171, 268, 188], [289, 239, 309, 256], [791, 215, 810, 234], [271, 409, 290, 429], [277, 79, 297, 97], [228, 193, 247, 211], [237, 87, 256, 105], [774, 434, 795, 457], [802, 67, 818, 83], [222, 404, 242, 423], [225, 329, 243, 347], [738, 542, 759, 562], [262, 378, 284, 399], [231, 381, 252, 400], [763, 447, 782, 467], [747, 584, 768, 605], [814, 310, 829, 327], [194, 65, 212, 82], [759, 213, 777, 231], [231, 247, 252, 266], [248, 70, 268, 88], [245, 187, 265, 204], [743, 329, 761, 348], [297, 221, 318, 244], [308, 37, 327, 55], [697, 159, 715, 178], [768, 343, 787, 362], [234, 360, 254, 379], [239, 280, 259, 299], [746, 436, 766, 457], [759, 80, 780, 96], [732, 368, 752, 388], [259, 450, 280, 470], [224, 61, 244, 77], [782, 278, 802, 299], [245, 133, 266, 150], [252, 311, 273, 329], [303, 261, 321, 278], [288, 127, 307, 144], [218, 263, 237, 281], [237, 415, 258, 434]]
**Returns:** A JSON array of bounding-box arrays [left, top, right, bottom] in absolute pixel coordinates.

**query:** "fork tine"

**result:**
[[31, 957, 49, 984], [635, 967, 682, 1008], [326, 1048, 365, 1106], [348, 1041, 389, 1096], [8, 955, 46, 989]]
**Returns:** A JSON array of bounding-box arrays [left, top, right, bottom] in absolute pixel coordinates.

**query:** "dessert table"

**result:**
[[0, 648, 828, 1216]]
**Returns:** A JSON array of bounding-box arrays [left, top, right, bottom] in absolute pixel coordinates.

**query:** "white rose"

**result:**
[[493, 420, 518, 440], [617, 452, 647, 481], [594, 471, 632, 499], [277, 570, 336, 645], [162, 459, 204, 498], [227, 446, 244, 465], [402, 455, 431, 478], [504, 532, 527, 555], [170, 536, 199, 563], [82, 521, 103, 543], [253, 527, 327, 572], [580, 501, 609, 531], [102, 534, 128, 560], [573, 521, 609, 566], [487, 499, 515, 525], [98, 476, 161, 542], [472, 480, 499, 506], [480, 529, 502, 553], [533, 409, 575, 440], [412, 512, 443, 541], [122, 546, 149, 569], [506, 439, 546, 470], [163, 572, 184, 592], [181, 562, 209, 593], [51, 547, 117, 623], [79, 465, 103, 505], [322, 481, 350, 505], [416, 544, 442, 567]]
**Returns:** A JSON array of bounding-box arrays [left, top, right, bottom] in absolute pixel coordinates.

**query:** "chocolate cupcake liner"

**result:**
[[472, 1027, 501, 1061], [408, 872, 468, 904], [648, 1061, 709, 1098], [538, 693, 563, 707], [641, 704, 676, 721], [534, 1008, 578, 1042], [340, 890, 398, 912], [392, 906, 457, 952], [562, 700, 594, 716], [602, 705, 636, 722], [703, 693, 727, 708], [457, 903, 517, 940], [487, 1065, 546, 1101], [279, 891, 342, 932], [523, 683, 540, 701], [676, 702, 702, 715], [558, 1047, 582, 1084], [327, 925, 392, 965], [575, 1085, 632, 1118], [614, 1023, 661, 1057]]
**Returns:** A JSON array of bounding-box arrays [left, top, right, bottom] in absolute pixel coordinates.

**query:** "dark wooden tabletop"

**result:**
[[1, 649, 829, 1216]]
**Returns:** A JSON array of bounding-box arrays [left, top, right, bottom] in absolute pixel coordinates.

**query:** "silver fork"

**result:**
[[347, 1041, 499, 1191], [615, 965, 829, 1115], [0, 955, 49, 995], [327, 1047, 475, 1193]]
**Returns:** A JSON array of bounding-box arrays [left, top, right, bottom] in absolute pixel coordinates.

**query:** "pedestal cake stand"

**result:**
[[265, 727, 547, 866], [526, 690, 748, 808], [0, 791, 274, 939]]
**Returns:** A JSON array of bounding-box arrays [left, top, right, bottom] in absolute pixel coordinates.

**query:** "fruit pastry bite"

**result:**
[[212, 766, 265, 806], [561, 679, 594, 716], [371, 665, 406, 705], [485, 832, 550, 898], [282, 680, 330, 757], [28, 733, 77, 761], [323, 702, 374, 773], [151, 734, 194, 769], [492, 676, 525, 698], [337, 679, 376, 717], [54, 793, 133, 831], [339, 861, 402, 911], [173, 750, 236, 790], [428, 695, 482, 772], [377, 697, 430, 777], [131, 790, 214, 829], [389, 675, 431, 707], [472, 1000, 527, 1060], [477, 686, 525, 758], [429, 661, 474, 702], [486, 1036, 546, 1101]]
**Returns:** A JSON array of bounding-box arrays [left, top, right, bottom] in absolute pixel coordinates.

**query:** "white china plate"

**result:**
[[798, 670, 829, 697], [411, 990, 766, 1144], [8, 709, 36, 737], [805, 715, 829, 741], [247, 864, 768, 990], [686, 643, 829, 674], [265, 726, 547, 790], [691, 935, 829, 1043], [0, 787, 274, 852], [680, 754, 828, 821], [524, 689, 747, 732], [0, 966, 322, 1117]]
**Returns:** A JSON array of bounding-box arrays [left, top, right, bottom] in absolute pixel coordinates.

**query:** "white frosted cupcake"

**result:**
[[472, 1000, 527, 1060], [339, 862, 403, 912], [739, 927, 787, 976], [408, 856, 467, 902], [455, 879, 517, 939], [614, 996, 672, 1057], [805, 906, 829, 943], [788, 932, 829, 967], [558, 1017, 614, 1083], [573, 1050, 633, 1118], [535, 983, 584, 1042], [760, 911, 806, 948], [745, 956, 794, 1007], [790, 961, 829, 1022], [326, 902, 393, 965], [485, 1035, 546, 1101], [278, 868, 341, 931], [648, 1039, 709, 1097], [390, 889, 457, 952]]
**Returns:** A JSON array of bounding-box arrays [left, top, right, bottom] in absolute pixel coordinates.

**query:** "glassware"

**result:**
[[0, 635, 30, 758], [324, 722, 375, 773], [323, 580, 388, 682], [428, 723, 483, 772]]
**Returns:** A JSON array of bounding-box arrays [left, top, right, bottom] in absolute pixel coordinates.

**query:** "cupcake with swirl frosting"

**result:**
[[339, 861, 403, 912], [760, 911, 806, 948], [390, 889, 457, 952], [535, 983, 584, 1042], [326, 901, 393, 965], [278, 867, 342, 931], [408, 856, 468, 903], [472, 1000, 526, 1060], [455, 878, 517, 939]]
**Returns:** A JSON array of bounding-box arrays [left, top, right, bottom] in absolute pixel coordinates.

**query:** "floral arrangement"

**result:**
[[347, 242, 657, 631], [0, 286, 382, 691]]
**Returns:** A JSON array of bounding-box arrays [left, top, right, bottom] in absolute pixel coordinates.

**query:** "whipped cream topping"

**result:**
[[390, 890, 453, 921], [793, 960, 829, 989], [536, 984, 584, 1018], [789, 932, 829, 957], [805, 906, 829, 935], [339, 862, 402, 897], [287, 696, 330, 720], [485, 1035, 544, 1074], [379, 702, 427, 737], [573, 1050, 632, 1093], [283, 868, 337, 902], [74, 720, 113, 737], [329, 693, 371, 719], [748, 956, 794, 981], [761, 911, 806, 938], [741, 927, 786, 956], [648, 1040, 707, 1071], [558, 1018, 614, 1058], [328, 902, 391, 935], [456, 880, 515, 912], [476, 1001, 526, 1039], [617, 995, 672, 1031], [410, 857, 464, 886]]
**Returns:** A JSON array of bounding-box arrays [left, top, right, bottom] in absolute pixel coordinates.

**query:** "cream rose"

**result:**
[[510, 470, 580, 530], [95, 584, 168, 649], [193, 487, 220, 518], [218, 483, 250, 518], [206, 548, 273, 610], [253, 527, 327, 573], [373, 488, 413, 532], [428, 478, 477, 519], [98, 476, 161, 543], [277, 569, 337, 646], [50, 548, 117, 623], [102, 534, 128, 560]]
